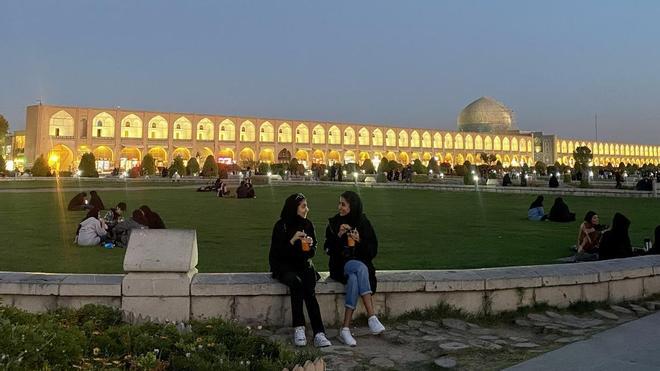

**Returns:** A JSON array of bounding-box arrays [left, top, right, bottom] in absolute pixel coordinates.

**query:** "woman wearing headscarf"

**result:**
[[269, 193, 331, 348], [527, 196, 546, 221], [89, 190, 106, 210], [67, 192, 88, 211], [599, 213, 633, 260], [139, 205, 166, 229], [575, 211, 603, 261], [75, 207, 109, 246], [548, 197, 576, 222], [110, 209, 149, 248], [325, 191, 385, 346], [647, 225, 660, 254]]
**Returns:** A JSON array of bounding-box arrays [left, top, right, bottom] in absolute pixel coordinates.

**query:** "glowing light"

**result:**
[[343, 170, 347, 176], [555, 172, 560, 177], [429, 170, 433, 174], [473, 175, 479, 182], [6, 160, 14, 171], [267, 171, 272, 176], [353, 172, 358, 178]]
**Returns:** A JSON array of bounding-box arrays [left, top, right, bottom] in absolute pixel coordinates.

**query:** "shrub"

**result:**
[[463, 172, 475, 185], [439, 162, 452, 175], [344, 162, 358, 175], [361, 159, 376, 174], [142, 154, 157, 176], [0, 155, 5, 174], [78, 152, 99, 177], [168, 157, 185, 177], [377, 158, 389, 173], [454, 164, 467, 176], [426, 157, 439, 174], [186, 157, 200, 176], [411, 174, 430, 183], [31, 154, 50, 176], [412, 159, 426, 175], [257, 161, 271, 174], [376, 172, 387, 183], [288, 159, 300, 175], [201, 155, 218, 177]]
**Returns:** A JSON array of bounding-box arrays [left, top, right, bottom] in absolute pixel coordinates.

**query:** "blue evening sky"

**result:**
[[1, 0, 659, 143]]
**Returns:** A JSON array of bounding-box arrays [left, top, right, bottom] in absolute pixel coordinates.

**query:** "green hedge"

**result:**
[[0, 304, 318, 370]]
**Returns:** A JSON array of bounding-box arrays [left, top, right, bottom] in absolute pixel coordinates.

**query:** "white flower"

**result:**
[[154, 348, 159, 354], [257, 325, 262, 330], [185, 352, 191, 358]]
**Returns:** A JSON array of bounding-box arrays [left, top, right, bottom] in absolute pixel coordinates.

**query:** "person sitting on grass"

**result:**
[[575, 211, 603, 261], [325, 191, 385, 347], [269, 193, 331, 348], [527, 196, 547, 221], [236, 181, 249, 198], [89, 190, 106, 210], [599, 213, 633, 260], [139, 205, 166, 229], [217, 180, 230, 197], [75, 207, 110, 246], [548, 197, 576, 222], [502, 173, 512, 186], [647, 225, 660, 255], [111, 209, 149, 248], [67, 192, 88, 211]]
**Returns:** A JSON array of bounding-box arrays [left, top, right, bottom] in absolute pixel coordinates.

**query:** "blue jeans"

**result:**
[[344, 260, 372, 309]]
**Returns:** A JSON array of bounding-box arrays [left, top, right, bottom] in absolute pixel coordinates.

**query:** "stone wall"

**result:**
[[3, 256, 660, 326]]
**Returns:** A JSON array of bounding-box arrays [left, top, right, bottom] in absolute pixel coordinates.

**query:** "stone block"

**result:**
[[488, 288, 534, 313], [191, 273, 287, 296], [422, 271, 485, 292], [123, 229, 198, 272], [123, 271, 196, 297], [0, 272, 66, 295], [376, 271, 426, 292], [643, 276, 660, 297], [581, 282, 609, 303], [190, 296, 235, 320], [59, 274, 123, 297], [438, 291, 486, 314], [385, 292, 444, 317], [0, 294, 57, 312], [480, 267, 543, 290], [350, 292, 387, 318], [316, 294, 340, 326], [57, 296, 120, 309], [234, 295, 286, 325], [536, 265, 600, 286], [609, 278, 644, 302], [534, 285, 582, 307], [121, 296, 190, 322]]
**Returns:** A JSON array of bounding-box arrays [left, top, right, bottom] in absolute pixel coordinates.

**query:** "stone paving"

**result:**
[[258, 299, 660, 370]]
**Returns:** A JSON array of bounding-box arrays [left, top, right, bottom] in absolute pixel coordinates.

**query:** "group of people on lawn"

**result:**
[[528, 195, 659, 261]]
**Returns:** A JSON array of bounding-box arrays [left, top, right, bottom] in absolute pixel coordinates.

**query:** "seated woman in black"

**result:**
[[67, 192, 88, 211], [269, 193, 331, 348], [648, 225, 660, 254], [89, 190, 105, 210], [325, 191, 385, 347], [599, 213, 633, 260], [548, 197, 576, 222], [139, 205, 166, 229]]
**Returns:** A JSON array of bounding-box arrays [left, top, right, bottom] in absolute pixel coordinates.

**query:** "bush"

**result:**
[[168, 156, 186, 177], [217, 163, 229, 179], [412, 159, 426, 175], [257, 161, 271, 175], [439, 162, 452, 175], [0, 155, 5, 174], [361, 159, 376, 174], [186, 157, 200, 176], [201, 155, 218, 177], [454, 164, 467, 176], [31, 154, 50, 177], [129, 166, 141, 178], [377, 158, 389, 173], [411, 174, 430, 183], [78, 152, 99, 177], [376, 172, 387, 183], [288, 159, 300, 175], [426, 157, 439, 174], [270, 163, 287, 177], [563, 174, 572, 184], [463, 172, 475, 185], [344, 162, 358, 175], [142, 154, 157, 176]]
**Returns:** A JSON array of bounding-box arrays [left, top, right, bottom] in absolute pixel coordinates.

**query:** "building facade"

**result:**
[[22, 100, 660, 173]]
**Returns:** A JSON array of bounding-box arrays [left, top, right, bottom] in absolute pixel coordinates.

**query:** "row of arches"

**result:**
[[47, 110, 533, 151], [557, 140, 659, 158], [557, 156, 654, 167]]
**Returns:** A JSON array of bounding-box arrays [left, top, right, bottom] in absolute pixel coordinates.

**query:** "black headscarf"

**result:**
[[583, 211, 597, 225], [529, 196, 544, 209], [85, 207, 100, 220], [340, 190, 363, 226], [280, 193, 306, 227], [610, 212, 631, 235], [655, 225, 660, 249], [132, 209, 149, 226], [89, 190, 105, 210]]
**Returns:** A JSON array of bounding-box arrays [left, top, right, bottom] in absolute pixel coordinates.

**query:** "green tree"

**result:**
[[426, 157, 439, 174], [412, 159, 426, 174], [201, 155, 218, 177], [288, 158, 300, 175], [0, 115, 8, 144], [534, 161, 547, 175], [361, 159, 376, 174], [0, 155, 5, 173], [168, 156, 186, 177], [31, 154, 50, 176], [573, 146, 593, 186], [142, 154, 156, 175], [257, 162, 271, 174], [186, 157, 200, 175], [377, 158, 389, 173], [78, 153, 99, 177]]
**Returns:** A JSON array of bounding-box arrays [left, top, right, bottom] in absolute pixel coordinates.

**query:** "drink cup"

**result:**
[[347, 235, 355, 247], [301, 238, 311, 252], [644, 238, 652, 252]]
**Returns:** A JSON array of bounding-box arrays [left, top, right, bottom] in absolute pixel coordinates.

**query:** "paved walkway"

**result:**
[[506, 311, 660, 371]]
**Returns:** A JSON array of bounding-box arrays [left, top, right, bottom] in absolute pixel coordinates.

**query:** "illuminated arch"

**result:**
[[296, 124, 309, 144], [475, 135, 483, 150], [92, 112, 115, 138], [494, 136, 501, 151], [358, 128, 370, 146], [148, 116, 168, 139], [295, 150, 309, 163], [217, 148, 235, 163], [484, 136, 492, 150], [444, 133, 453, 149], [148, 147, 167, 165], [398, 151, 410, 165], [385, 130, 396, 147], [172, 147, 191, 160], [372, 128, 383, 146], [328, 150, 341, 163], [259, 121, 274, 142], [398, 130, 409, 147], [421, 132, 432, 148], [465, 135, 473, 150], [119, 147, 141, 170], [444, 153, 453, 164], [328, 126, 341, 145], [410, 131, 420, 147], [502, 137, 510, 151], [344, 150, 355, 163], [411, 152, 420, 162], [312, 125, 325, 144], [49, 110, 75, 137], [456, 153, 464, 165], [454, 134, 463, 150], [433, 133, 442, 148], [173, 117, 192, 140], [47, 144, 74, 172], [277, 149, 291, 163], [219, 119, 235, 141], [358, 151, 370, 165], [199, 147, 213, 161], [239, 147, 256, 163], [422, 152, 432, 165], [344, 127, 356, 145], [312, 150, 325, 164], [197, 118, 214, 140], [239, 120, 256, 142], [511, 137, 518, 151], [466, 153, 474, 164], [385, 151, 396, 161], [259, 149, 275, 163], [561, 141, 568, 153], [278, 123, 292, 143]]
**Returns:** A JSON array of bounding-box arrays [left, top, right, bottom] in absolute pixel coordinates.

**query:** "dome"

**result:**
[[457, 97, 514, 133]]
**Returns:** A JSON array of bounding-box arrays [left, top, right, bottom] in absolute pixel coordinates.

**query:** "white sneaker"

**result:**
[[314, 332, 332, 347], [368, 315, 385, 335], [293, 326, 307, 347], [338, 327, 357, 347]]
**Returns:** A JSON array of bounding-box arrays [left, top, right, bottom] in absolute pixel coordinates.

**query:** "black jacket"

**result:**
[[599, 213, 633, 260], [269, 218, 317, 278], [324, 213, 378, 293]]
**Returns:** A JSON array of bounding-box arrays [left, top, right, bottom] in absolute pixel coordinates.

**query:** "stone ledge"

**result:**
[[0, 272, 68, 295], [59, 274, 123, 297]]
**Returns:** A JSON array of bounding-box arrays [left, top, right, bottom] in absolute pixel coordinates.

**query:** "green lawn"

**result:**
[[0, 185, 658, 273]]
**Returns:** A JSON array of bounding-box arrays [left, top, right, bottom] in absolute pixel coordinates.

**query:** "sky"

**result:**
[[1, 0, 660, 143]]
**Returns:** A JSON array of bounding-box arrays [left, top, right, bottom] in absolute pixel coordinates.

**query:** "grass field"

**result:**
[[0, 184, 658, 274]]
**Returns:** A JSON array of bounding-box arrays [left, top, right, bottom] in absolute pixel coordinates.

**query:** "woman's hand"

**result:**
[[338, 224, 352, 237], [348, 229, 360, 243], [290, 231, 306, 246]]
